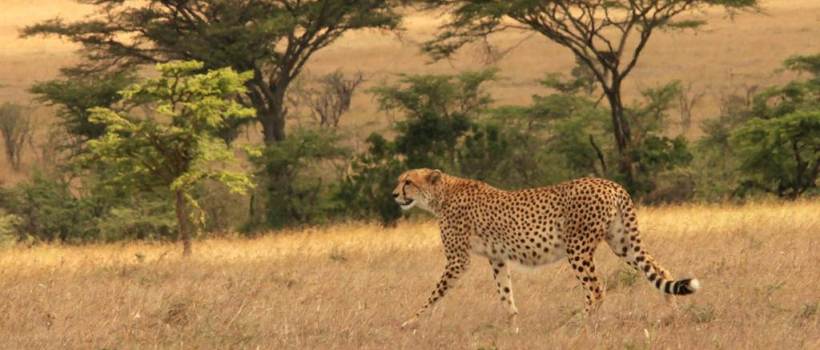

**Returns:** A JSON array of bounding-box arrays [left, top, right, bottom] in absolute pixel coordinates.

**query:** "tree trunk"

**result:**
[[247, 74, 288, 145], [260, 107, 286, 144], [604, 83, 636, 189], [264, 80, 288, 145], [175, 189, 192, 257]]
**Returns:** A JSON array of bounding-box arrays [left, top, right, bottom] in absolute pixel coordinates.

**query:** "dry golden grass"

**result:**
[[1, 200, 818, 349]]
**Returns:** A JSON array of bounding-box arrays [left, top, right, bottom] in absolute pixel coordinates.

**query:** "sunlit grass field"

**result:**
[[0, 200, 817, 349]]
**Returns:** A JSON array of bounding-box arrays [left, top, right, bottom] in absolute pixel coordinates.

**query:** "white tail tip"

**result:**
[[689, 278, 701, 292]]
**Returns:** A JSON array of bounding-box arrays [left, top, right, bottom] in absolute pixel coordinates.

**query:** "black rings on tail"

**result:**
[[657, 277, 701, 295]]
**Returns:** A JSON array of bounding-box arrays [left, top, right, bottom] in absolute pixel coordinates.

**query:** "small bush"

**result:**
[[0, 210, 20, 246], [95, 196, 176, 241], [1, 173, 99, 243], [250, 128, 348, 230]]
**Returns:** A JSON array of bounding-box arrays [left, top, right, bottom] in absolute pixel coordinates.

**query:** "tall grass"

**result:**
[[0, 200, 818, 349]]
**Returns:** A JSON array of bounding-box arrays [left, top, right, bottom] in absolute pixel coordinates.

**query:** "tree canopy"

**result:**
[[730, 54, 820, 198], [23, 0, 403, 144]]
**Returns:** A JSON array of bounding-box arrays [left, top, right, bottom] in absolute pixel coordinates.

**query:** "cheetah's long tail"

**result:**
[[657, 274, 701, 295], [629, 246, 701, 295], [618, 194, 701, 296]]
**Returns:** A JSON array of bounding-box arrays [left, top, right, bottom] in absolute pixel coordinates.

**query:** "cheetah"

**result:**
[[392, 168, 700, 329]]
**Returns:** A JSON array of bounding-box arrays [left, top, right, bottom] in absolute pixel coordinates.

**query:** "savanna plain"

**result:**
[[0, 201, 818, 349], [1, 0, 819, 349]]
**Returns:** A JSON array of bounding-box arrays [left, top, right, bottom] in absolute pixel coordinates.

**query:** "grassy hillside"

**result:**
[[1, 200, 818, 349]]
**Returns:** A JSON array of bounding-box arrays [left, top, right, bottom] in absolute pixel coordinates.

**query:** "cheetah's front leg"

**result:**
[[401, 253, 470, 329]]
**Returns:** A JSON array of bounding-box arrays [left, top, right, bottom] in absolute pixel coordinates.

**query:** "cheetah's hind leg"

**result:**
[[489, 259, 519, 333]]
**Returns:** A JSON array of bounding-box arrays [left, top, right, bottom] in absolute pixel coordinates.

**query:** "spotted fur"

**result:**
[[393, 168, 700, 328]]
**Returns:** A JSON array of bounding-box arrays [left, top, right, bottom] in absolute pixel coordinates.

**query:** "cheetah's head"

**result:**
[[393, 168, 443, 212]]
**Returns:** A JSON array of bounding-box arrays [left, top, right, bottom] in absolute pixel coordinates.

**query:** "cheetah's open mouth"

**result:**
[[397, 199, 415, 210]]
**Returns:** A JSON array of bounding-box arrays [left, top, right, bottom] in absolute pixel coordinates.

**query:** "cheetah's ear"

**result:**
[[427, 169, 442, 184]]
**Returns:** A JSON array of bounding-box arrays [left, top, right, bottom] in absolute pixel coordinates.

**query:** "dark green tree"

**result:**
[[730, 54, 820, 199], [23, 0, 402, 145], [370, 69, 496, 169], [1, 173, 97, 243], [422, 0, 758, 189], [336, 133, 405, 226], [249, 128, 348, 229], [625, 81, 693, 195], [29, 70, 136, 152]]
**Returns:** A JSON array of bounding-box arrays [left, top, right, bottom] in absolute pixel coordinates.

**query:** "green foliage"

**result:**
[[336, 133, 405, 226], [691, 54, 820, 200], [370, 70, 495, 170], [29, 70, 137, 149], [87, 61, 255, 194], [371, 69, 496, 169], [623, 82, 694, 196], [692, 87, 756, 201], [540, 56, 598, 96], [194, 180, 250, 234], [250, 128, 348, 229], [0, 172, 183, 244], [371, 70, 497, 120], [627, 82, 683, 141], [0, 210, 21, 246], [87, 60, 255, 253], [0, 173, 99, 243], [338, 70, 497, 225], [476, 87, 611, 187], [95, 194, 177, 242], [784, 54, 820, 77], [731, 111, 819, 198], [728, 54, 820, 198]]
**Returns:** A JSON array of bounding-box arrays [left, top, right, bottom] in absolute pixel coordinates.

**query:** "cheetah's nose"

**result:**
[[392, 192, 399, 198]]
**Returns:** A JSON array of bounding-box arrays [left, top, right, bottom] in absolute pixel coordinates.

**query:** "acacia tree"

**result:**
[[87, 61, 255, 256], [23, 0, 402, 145], [423, 0, 758, 188]]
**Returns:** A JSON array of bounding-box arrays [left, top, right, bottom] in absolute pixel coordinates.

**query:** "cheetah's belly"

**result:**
[[469, 232, 567, 266]]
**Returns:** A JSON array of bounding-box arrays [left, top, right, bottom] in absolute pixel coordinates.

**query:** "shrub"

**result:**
[[1, 173, 99, 243], [251, 128, 348, 229], [0, 210, 20, 246], [95, 194, 176, 242], [336, 133, 405, 226]]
